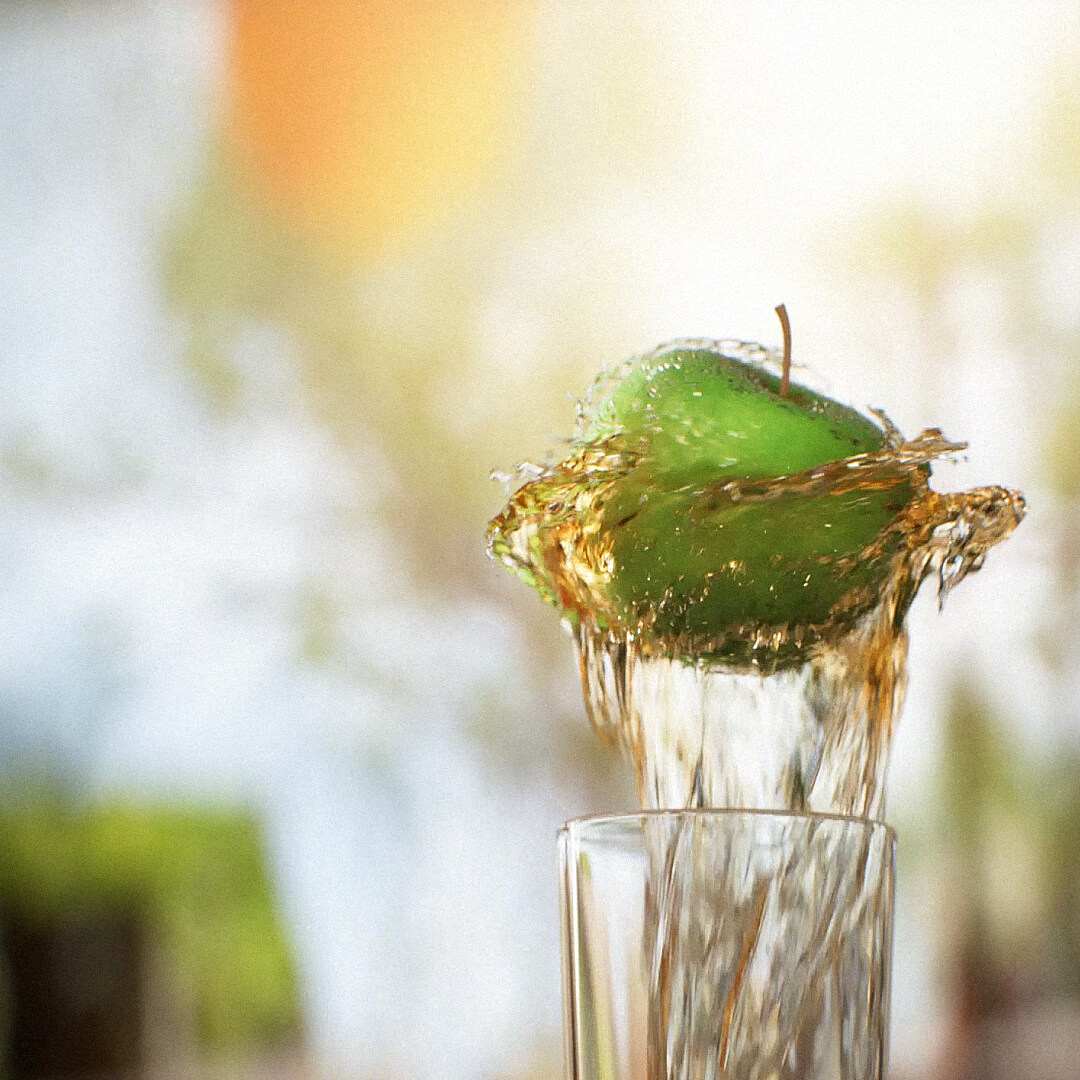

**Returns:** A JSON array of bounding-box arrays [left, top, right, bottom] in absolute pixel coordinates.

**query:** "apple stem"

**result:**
[[775, 303, 792, 398]]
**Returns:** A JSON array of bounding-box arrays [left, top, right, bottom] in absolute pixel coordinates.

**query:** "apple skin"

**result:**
[[597, 345, 917, 662], [598, 345, 887, 480]]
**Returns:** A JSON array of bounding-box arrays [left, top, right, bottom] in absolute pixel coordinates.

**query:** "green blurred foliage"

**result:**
[[938, 683, 1080, 999], [0, 798, 301, 1050]]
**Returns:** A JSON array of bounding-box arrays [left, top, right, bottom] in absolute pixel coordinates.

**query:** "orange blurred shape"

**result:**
[[227, 0, 531, 257]]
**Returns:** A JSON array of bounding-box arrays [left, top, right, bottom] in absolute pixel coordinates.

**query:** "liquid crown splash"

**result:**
[[489, 338, 1024, 817]]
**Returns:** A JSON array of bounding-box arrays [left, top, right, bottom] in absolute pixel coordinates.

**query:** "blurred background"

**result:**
[[0, 1, 1078, 1078]]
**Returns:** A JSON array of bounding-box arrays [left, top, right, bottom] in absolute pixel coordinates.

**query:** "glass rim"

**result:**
[[559, 807, 896, 844]]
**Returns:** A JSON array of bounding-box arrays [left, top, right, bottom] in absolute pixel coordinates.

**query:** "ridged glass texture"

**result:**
[[560, 811, 894, 1080]]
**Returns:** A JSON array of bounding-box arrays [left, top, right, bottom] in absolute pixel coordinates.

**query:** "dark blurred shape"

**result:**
[[3, 907, 144, 1079], [0, 799, 302, 1076], [932, 683, 1080, 1080]]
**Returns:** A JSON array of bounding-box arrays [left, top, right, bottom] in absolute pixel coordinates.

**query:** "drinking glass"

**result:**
[[559, 810, 894, 1080]]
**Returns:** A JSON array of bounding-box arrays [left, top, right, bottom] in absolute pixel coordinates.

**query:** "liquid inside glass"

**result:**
[[561, 812, 894, 1080]]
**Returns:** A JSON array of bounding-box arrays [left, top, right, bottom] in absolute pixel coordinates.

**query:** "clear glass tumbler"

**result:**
[[559, 810, 894, 1080]]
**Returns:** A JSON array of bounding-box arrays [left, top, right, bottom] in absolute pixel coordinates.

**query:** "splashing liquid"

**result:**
[[490, 340, 1023, 818], [488, 339, 1025, 1078]]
